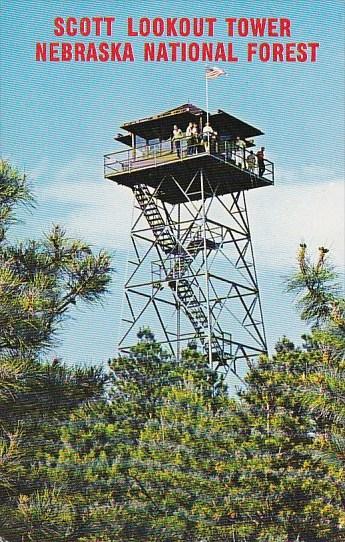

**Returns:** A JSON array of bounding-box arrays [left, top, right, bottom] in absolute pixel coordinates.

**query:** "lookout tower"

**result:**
[[104, 103, 274, 380]]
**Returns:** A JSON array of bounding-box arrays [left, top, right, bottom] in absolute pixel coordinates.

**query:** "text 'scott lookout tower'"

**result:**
[[104, 103, 274, 379]]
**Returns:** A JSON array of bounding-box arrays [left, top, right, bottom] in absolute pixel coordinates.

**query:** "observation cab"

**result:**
[[104, 103, 274, 204]]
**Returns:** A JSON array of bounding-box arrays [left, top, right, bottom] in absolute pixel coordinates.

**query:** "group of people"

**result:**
[[172, 121, 217, 157], [237, 138, 266, 177], [230, 136, 265, 177], [171, 123, 266, 177]]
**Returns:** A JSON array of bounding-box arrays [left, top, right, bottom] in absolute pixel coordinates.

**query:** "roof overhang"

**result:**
[[114, 133, 132, 145], [116, 103, 264, 145], [211, 110, 264, 138]]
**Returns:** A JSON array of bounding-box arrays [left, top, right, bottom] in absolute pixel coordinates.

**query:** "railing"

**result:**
[[104, 138, 274, 183]]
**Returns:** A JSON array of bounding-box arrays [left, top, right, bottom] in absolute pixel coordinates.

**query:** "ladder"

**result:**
[[133, 184, 225, 363], [134, 184, 176, 253]]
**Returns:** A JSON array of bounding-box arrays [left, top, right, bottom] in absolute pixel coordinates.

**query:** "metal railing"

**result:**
[[104, 138, 274, 183]]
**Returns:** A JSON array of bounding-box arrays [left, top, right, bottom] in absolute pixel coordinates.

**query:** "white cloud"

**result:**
[[37, 158, 344, 269], [247, 178, 344, 270]]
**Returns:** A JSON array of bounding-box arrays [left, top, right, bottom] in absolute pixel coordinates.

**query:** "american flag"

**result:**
[[206, 66, 226, 79]]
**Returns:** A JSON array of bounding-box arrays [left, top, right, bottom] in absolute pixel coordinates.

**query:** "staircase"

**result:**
[[134, 184, 176, 253], [133, 184, 225, 363]]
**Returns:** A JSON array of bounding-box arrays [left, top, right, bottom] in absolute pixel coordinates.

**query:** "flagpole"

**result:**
[[205, 66, 225, 153], [205, 70, 209, 124], [205, 70, 210, 153]]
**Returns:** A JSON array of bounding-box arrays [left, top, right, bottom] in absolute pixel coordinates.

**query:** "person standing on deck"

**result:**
[[191, 123, 199, 154], [202, 122, 217, 153], [235, 136, 246, 169], [186, 122, 194, 155], [172, 125, 183, 158], [256, 147, 266, 177], [247, 150, 256, 173]]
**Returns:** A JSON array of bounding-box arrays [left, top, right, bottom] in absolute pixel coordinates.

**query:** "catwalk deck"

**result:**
[[104, 150, 274, 204]]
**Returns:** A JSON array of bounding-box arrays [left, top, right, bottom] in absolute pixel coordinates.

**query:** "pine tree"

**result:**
[[234, 344, 344, 542], [19, 331, 226, 541], [122, 343, 344, 542], [14, 331, 177, 540], [287, 245, 345, 471], [0, 161, 112, 541]]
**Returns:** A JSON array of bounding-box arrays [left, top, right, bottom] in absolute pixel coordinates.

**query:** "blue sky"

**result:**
[[1, 0, 344, 366]]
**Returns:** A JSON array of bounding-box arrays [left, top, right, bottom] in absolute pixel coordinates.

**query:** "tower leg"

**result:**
[[200, 169, 213, 368]]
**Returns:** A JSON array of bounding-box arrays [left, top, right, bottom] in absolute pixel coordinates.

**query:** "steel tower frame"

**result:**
[[118, 166, 267, 379]]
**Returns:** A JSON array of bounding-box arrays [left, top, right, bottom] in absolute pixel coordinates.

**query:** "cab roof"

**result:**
[[115, 103, 263, 144]]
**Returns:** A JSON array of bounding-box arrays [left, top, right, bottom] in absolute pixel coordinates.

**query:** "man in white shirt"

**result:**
[[202, 122, 217, 152]]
